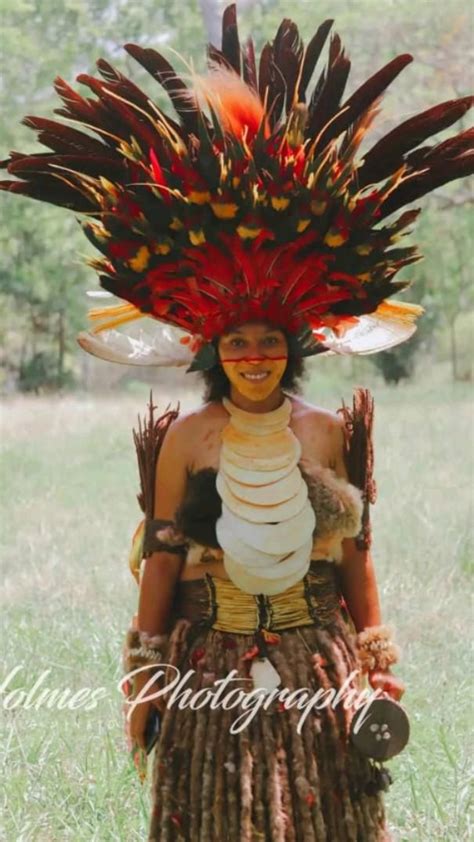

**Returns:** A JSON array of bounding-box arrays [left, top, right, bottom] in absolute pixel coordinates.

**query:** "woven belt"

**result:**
[[191, 559, 342, 634]]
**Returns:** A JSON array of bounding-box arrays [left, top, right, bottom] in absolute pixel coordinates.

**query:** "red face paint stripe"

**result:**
[[219, 355, 289, 362]]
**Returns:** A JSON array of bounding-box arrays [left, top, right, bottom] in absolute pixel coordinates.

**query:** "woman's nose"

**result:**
[[245, 355, 266, 364]]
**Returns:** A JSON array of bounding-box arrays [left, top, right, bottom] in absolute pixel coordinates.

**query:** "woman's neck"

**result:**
[[227, 384, 286, 414]]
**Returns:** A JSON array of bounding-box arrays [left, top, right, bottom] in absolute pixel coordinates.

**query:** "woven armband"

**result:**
[[143, 518, 189, 556], [123, 627, 170, 674]]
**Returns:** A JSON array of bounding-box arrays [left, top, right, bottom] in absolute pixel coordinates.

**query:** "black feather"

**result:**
[[313, 54, 413, 152], [123, 43, 197, 132], [243, 36, 258, 92], [298, 19, 333, 102], [221, 3, 241, 75], [21, 116, 107, 155], [307, 33, 351, 141], [360, 96, 474, 186]]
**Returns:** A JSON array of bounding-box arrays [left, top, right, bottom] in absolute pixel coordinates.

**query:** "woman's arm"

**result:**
[[137, 416, 190, 636], [330, 415, 405, 699], [338, 538, 382, 633], [329, 415, 382, 631], [128, 416, 192, 744]]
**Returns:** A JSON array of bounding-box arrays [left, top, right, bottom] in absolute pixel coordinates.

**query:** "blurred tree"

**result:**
[[425, 204, 474, 380], [199, 0, 224, 44], [0, 0, 207, 390], [0, 201, 89, 388], [370, 200, 473, 384], [0, 0, 472, 390]]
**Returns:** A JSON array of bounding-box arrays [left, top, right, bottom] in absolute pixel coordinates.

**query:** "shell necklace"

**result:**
[[215, 395, 316, 595]]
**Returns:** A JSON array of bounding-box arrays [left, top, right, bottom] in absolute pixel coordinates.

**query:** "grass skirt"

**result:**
[[147, 561, 391, 842]]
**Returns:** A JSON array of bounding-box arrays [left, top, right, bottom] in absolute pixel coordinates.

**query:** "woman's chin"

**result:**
[[233, 384, 279, 402]]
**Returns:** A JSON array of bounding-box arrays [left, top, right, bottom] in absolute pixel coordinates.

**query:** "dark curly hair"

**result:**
[[200, 328, 307, 401]]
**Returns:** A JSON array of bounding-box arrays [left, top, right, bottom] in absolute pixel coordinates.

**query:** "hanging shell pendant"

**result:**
[[250, 657, 282, 693]]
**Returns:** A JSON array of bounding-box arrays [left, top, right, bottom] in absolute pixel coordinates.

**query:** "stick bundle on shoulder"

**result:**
[[133, 390, 180, 517], [337, 387, 377, 551]]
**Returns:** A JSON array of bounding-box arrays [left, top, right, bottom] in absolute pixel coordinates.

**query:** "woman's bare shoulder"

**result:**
[[289, 395, 346, 469], [166, 401, 225, 439], [289, 394, 343, 432]]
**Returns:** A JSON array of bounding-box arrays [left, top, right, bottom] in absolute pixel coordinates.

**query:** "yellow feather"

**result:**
[[374, 299, 425, 323], [87, 302, 145, 333]]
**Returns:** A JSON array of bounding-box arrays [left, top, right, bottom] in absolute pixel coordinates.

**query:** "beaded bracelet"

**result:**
[[355, 623, 401, 673]]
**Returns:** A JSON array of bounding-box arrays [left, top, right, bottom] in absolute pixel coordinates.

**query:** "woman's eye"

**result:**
[[263, 336, 279, 345], [230, 338, 245, 347]]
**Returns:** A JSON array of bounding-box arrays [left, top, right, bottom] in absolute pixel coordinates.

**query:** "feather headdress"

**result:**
[[1, 4, 472, 369]]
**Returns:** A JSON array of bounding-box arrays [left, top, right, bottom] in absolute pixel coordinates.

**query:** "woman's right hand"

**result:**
[[127, 671, 166, 751], [368, 668, 406, 702]]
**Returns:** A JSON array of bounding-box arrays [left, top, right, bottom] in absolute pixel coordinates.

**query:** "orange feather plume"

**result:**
[[193, 68, 269, 141]]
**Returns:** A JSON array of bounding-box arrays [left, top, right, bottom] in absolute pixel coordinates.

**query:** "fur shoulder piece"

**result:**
[[336, 388, 377, 550], [175, 468, 222, 549], [299, 463, 363, 541]]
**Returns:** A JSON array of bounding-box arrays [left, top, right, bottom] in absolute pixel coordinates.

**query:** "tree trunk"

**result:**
[[198, 0, 222, 47], [58, 308, 65, 385], [449, 315, 458, 381]]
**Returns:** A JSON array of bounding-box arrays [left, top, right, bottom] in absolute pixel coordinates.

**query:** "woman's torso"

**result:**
[[175, 394, 358, 582]]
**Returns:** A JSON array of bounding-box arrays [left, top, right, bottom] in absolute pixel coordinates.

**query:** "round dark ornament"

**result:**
[[350, 695, 410, 761]]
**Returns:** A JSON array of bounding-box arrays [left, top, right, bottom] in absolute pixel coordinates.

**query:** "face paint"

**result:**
[[218, 323, 289, 402], [221, 355, 288, 401]]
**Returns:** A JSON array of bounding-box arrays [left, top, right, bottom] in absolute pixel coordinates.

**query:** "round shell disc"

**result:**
[[219, 501, 316, 554], [223, 552, 310, 595], [217, 518, 313, 571], [224, 415, 289, 436], [221, 467, 303, 506], [222, 426, 298, 459], [221, 437, 301, 472], [216, 472, 308, 522], [350, 697, 410, 761], [219, 452, 301, 486], [222, 396, 291, 429]]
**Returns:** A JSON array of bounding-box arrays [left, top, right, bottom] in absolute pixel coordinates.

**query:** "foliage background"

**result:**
[[0, 0, 472, 391], [0, 1, 473, 840]]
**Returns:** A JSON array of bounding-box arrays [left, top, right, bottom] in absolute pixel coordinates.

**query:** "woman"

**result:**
[[127, 320, 405, 841], [1, 3, 471, 839]]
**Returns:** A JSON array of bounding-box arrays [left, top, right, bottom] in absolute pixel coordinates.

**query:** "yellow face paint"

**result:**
[[218, 323, 289, 403], [221, 357, 287, 401]]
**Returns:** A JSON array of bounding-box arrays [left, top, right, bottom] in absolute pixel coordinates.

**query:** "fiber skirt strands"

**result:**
[[147, 561, 391, 841]]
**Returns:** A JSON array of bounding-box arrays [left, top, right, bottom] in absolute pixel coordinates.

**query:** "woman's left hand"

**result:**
[[368, 669, 405, 701]]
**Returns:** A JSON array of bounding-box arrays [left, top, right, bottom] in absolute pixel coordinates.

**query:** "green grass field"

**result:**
[[1, 362, 472, 841]]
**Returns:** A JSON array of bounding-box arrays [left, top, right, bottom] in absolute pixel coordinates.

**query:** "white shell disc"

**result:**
[[221, 467, 303, 506], [216, 516, 312, 568], [219, 452, 301, 486], [219, 502, 315, 554], [222, 426, 299, 459], [223, 552, 310, 595], [222, 396, 291, 429], [224, 405, 291, 436], [218, 527, 313, 576], [216, 473, 308, 522], [221, 438, 302, 472]]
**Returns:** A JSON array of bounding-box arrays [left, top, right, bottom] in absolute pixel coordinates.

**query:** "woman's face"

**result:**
[[217, 322, 288, 402]]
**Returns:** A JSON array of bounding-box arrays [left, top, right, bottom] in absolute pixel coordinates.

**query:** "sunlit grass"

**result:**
[[1, 364, 472, 840]]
